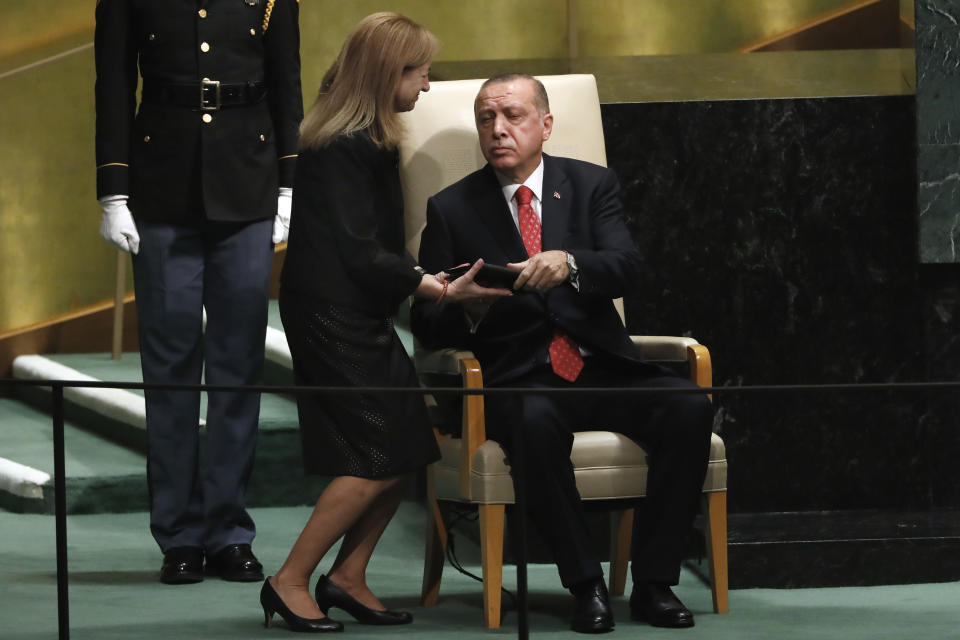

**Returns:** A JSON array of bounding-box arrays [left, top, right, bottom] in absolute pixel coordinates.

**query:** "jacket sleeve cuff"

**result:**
[[278, 154, 297, 187], [96, 163, 129, 199]]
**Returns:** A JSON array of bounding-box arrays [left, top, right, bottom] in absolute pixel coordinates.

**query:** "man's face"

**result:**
[[474, 79, 553, 183], [394, 61, 431, 112]]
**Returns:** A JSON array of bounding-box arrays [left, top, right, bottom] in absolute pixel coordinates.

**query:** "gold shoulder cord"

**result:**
[[262, 0, 275, 32]]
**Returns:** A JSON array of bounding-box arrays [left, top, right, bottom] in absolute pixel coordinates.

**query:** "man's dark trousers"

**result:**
[[132, 218, 273, 554], [484, 358, 713, 589]]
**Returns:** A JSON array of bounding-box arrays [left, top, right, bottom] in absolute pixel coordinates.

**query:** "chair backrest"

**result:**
[[398, 74, 607, 260]]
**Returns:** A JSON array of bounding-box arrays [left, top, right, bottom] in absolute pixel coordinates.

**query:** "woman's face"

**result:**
[[394, 60, 431, 112]]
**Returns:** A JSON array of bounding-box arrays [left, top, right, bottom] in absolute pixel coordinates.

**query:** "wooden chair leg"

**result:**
[[421, 469, 447, 607], [608, 508, 634, 596], [479, 503, 505, 628], [703, 491, 729, 614]]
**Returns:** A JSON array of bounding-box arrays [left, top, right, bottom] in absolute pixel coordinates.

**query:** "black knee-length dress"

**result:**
[[278, 130, 440, 478]]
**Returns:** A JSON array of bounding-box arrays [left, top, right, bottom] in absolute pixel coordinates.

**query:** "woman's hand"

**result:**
[[441, 260, 512, 320], [413, 259, 512, 313], [444, 259, 513, 306]]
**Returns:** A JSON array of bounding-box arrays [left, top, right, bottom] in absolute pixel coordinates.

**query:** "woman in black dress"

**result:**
[[260, 12, 510, 633]]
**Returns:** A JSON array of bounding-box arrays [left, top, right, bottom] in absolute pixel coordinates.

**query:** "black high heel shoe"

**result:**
[[261, 578, 344, 633], [314, 575, 413, 625]]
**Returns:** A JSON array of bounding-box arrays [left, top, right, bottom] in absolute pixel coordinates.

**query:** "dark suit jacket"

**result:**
[[94, 0, 302, 223], [411, 154, 650, 385]]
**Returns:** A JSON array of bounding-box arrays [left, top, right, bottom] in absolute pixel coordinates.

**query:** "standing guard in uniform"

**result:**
[[94, 0, 303, 585]]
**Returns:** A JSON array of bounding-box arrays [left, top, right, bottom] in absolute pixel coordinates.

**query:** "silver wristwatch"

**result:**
[[565, 251, 579, 282]]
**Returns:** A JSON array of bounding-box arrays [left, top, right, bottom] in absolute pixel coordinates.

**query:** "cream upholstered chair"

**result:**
[[398, 75, 728, 628]]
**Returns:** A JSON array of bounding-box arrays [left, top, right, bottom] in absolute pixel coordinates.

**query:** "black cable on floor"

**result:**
[[444, 506, 518, 610]]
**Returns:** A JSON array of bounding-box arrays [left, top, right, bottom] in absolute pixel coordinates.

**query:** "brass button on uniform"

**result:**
[[144, 135, 151, 142], [259, 134, 265, 141], [148, 33, 156, 41], [250, 28, 256, 36], [200, 42, 210, 53], [198, 8, 207, 18], [202, 113, 213, 123]]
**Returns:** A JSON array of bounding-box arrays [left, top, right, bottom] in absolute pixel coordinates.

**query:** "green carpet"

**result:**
[[5, 352, 319, 514], [268, 299, 283, 331], [1, 500, 957, 640], [0, 398, 142, 479], [38, 352, 299, 433], [0, 397, 148, 514]]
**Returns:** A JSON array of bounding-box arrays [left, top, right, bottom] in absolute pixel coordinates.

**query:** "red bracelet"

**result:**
[[435, 280, 449, 304]]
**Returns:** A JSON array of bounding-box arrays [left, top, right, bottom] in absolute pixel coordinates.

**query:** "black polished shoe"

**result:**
[[569, 578, 614, 633], [160, 546, 204, 585], [261, 578, 344, 633], [630, 582, 695, 628], [206, 544, 264, 582], [314, 575, 412, 625]]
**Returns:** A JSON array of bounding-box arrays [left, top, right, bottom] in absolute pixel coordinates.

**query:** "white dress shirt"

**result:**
[[494, 158, 545, 232]]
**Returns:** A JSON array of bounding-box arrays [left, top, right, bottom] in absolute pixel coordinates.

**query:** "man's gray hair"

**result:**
[[478, 73, 550, 114]]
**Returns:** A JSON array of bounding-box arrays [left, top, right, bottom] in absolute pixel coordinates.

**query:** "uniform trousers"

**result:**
[[132, 218, 273, 553], [484, 358, 713, 589]]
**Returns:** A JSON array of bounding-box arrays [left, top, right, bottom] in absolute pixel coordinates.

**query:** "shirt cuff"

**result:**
[[464, 307, 483, 333]]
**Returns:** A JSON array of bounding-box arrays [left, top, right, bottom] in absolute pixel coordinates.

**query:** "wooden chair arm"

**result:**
[[687, 343, 713, 392], [630, 335, 713, 399], [414, 346, 487, 501], [630, 335, 700, 360], [414, 347, 477, 376], [458, 356, 486, 500]]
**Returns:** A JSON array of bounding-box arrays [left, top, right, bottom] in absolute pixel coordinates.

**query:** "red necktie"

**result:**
[[515, 185, 584, 382]]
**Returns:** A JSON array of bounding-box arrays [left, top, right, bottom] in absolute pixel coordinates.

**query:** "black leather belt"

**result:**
[[141, 79, 267, 111]]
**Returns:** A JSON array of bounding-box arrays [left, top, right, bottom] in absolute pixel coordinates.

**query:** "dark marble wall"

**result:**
[[602, 96, 960, 513], [916, 0, 960, 262]]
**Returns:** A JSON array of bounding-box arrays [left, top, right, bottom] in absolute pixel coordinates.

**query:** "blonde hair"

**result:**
[[299, 12, 437, 150]]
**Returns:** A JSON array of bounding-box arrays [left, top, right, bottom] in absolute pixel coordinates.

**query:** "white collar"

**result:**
[[495, 157, 545, 205]]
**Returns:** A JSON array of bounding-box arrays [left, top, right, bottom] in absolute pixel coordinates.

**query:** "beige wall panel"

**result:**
[[0, 1, 94, 65], [299, 0, 568, 94], [900, 0, 914, 27], [576, 0, 861, 56], [0, 36, 119, 332]]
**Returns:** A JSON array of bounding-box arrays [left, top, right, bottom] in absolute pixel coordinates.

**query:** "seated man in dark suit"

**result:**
[[411, 73, 713, 633]]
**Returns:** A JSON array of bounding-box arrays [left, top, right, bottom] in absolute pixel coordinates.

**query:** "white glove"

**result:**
[[98, 194, 140, 254], [273, 187, 292, 244]]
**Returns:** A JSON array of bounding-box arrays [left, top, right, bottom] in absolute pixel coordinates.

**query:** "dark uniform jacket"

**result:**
[[94, 0, 302, 223], [411, 154, 652, 386]]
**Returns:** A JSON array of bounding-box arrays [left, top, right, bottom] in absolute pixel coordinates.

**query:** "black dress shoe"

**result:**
[[314, 575, 412, 625], [261, 578, 344, 633], [206, 544, 264, 582], [160, 546, 204, 585], [630, 582, 695, 628], [569, 578, 614, 634]]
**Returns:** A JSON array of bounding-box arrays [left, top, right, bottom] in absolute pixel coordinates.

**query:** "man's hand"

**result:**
[[98, 195, 140, 254], [273, 187, 292, 244], [509, 249, 569, 292]]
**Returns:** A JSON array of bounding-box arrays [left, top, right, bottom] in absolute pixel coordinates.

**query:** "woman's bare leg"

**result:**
[[269, 474, 403, 618], [326, 477, 407, 610]]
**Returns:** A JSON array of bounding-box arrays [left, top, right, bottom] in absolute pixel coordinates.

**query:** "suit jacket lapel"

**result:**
[[540, 154, 571, 251], [473, 164, 528, 260]]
